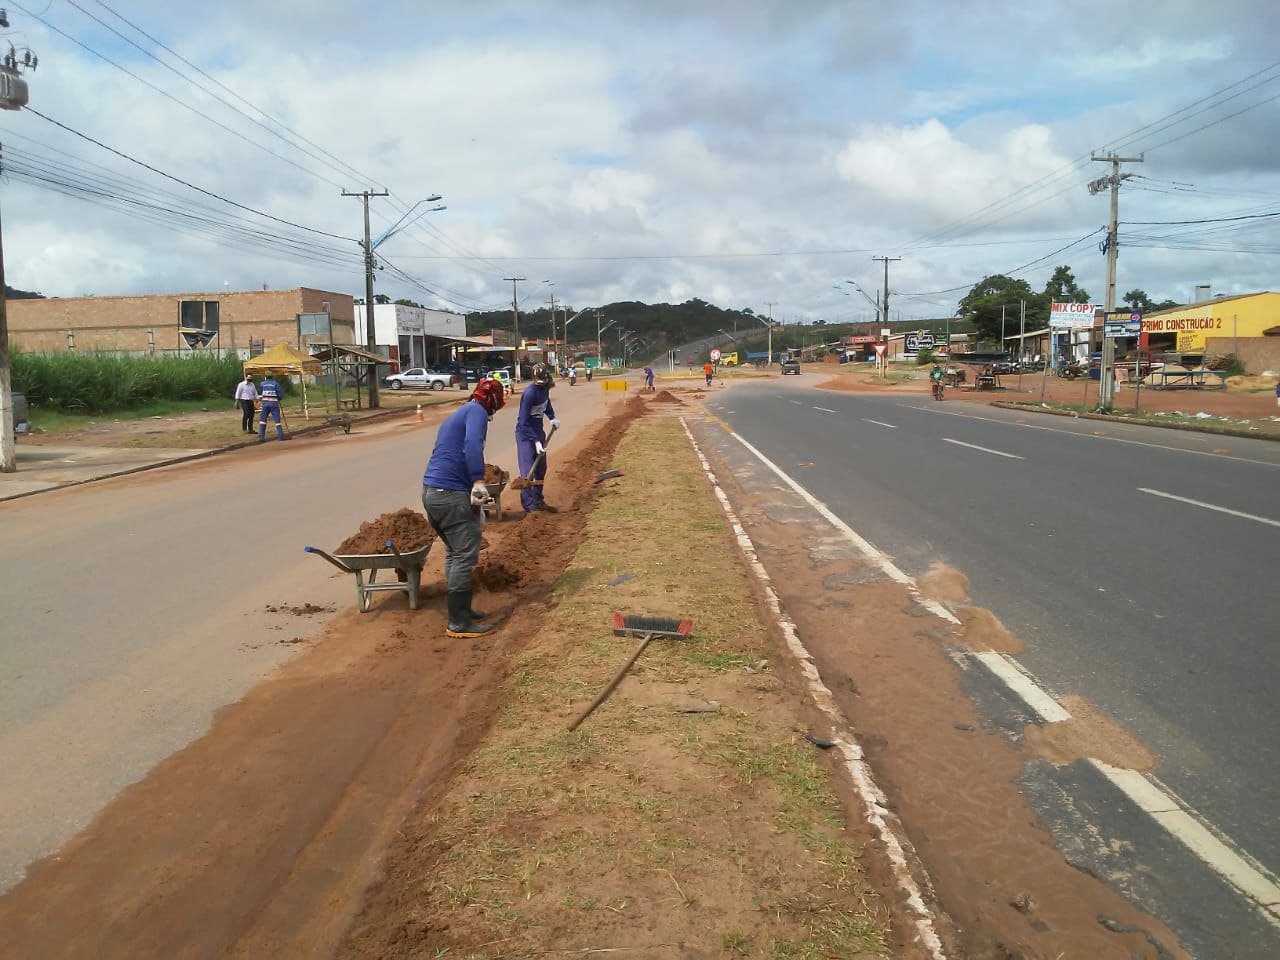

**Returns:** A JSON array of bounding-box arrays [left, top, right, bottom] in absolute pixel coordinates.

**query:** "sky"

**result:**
[[1, 0, 1277, 324]]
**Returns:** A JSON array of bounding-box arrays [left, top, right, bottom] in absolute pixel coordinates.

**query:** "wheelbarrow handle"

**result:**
[[304, 545, 354, 574]]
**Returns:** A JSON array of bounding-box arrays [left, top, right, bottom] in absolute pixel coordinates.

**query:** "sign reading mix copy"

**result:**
[[1049, 302, 1098, 329]]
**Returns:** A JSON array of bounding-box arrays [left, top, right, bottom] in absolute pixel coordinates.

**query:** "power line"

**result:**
[[1125, 210, 1280, 226], [9, 1, 347, 189], [21, 106, 355, 241], [894, 229, 1103, 298]]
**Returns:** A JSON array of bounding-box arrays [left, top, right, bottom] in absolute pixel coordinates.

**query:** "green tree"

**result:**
[[957, 275, 1038, 343], [1123, 289, 1153, 311], [1043, 265, 1090, 304], [373, 293, 392, 305], [393, 298, 426, 308]]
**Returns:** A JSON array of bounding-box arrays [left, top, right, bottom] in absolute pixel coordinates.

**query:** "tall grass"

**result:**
[[11, 352, 259, 414]]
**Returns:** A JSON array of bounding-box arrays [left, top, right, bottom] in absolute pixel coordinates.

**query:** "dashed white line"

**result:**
[[943, 438, 1025, 460], [911, 404, 1280, 468], [789, 399, 803, 405], [1138, 487, 1280, 528], [862, 418, 898, 429], [813, 406, 837, 414]]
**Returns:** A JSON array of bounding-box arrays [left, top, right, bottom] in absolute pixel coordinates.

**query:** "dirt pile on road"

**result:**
[[482, 463, 508, 484], [336, 508, 435, 555], [651, 389, 684, 404]]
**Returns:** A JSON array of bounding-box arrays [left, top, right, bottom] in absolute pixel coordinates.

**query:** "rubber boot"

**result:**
[[446, 590, 494, 638]]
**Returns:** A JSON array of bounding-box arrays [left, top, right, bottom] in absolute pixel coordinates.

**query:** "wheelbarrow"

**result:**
[[482, 476, 509, 521], [304, 538, 432, 612]]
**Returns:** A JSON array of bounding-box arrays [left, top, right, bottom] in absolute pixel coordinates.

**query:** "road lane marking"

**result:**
[[909, 404, 1280, 468], [1091, 761, 1280, 923], [971, 651, 1070, 723], [943, 438, 1025, 460], [679, 416, 947, 959], [724, 429, 958, 624], [789, 399, 803, 405], [862, 418, 898, 429], [813, 406, 837, 414], [1137, 488, 1280, 528]]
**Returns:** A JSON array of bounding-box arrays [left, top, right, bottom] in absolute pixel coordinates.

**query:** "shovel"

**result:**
[[511, 423, 557, 489]]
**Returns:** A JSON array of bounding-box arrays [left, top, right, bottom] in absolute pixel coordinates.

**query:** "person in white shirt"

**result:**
[[234, 374, 258, 433]]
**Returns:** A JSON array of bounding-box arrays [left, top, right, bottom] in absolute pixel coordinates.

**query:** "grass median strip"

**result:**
[[341, 414, 891, 959]]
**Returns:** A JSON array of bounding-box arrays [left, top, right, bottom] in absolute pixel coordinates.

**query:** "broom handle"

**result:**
[[568, 633, 654, 732]]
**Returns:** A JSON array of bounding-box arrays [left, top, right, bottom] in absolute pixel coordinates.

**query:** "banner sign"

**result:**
[[1049, 302, 1098, 329]]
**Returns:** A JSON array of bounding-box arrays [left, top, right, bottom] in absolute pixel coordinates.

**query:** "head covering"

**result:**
[[471, 378, 506, 415]]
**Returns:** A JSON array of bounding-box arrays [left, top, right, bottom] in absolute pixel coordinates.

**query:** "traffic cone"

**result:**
[[416, 403, 423, 422]]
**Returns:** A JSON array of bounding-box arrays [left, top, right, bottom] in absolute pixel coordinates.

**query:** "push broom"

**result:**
[[568, 612, 694, 731]]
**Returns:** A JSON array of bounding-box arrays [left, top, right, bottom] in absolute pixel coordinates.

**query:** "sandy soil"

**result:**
[[705, 449, 1188, 960], [0, 398, 646, 960]]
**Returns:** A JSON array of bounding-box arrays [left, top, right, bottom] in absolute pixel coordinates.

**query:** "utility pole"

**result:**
[[764, 300, 777, 364], [872, 256, 901, 330], [504, 277, 525, 374], [342, 188, 389, 408], [1091, 152, 1143, 410], [547, 290, 557, 369], [1, 26, 39, 473]]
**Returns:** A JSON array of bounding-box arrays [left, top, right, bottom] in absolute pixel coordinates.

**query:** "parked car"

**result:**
[[780, 358, 801, 375], [383, 367, 453, 391], [484, 368, 514, 393]]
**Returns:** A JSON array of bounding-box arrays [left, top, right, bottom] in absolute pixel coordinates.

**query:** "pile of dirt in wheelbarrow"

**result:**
[[336, 508, 436, 555], [651, 389, 684, 404], [483, 463, 509, 484]]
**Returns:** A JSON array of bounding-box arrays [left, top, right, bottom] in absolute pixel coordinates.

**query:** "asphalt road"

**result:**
[[709, 379, 1280, 874], [0, 383, 610, 893]]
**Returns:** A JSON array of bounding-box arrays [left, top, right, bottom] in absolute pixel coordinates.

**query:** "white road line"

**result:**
[[910, 404, 1280, 468], [971, 652, 1070, 723], [862, 418, 898, 429], [679, 416, 947, 959], [726, 430, 958, 623], [1138, 487, 1280, 528], [943, 438, 1025, 460], [813, 406, 837, 414], [1091, 761, 1280, 923], [789, 399, 803, 405]]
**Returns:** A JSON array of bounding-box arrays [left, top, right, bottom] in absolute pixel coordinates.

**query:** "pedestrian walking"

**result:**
[[422, 379, 507, 638], [515, 364, 560, 513], [234, 373, 258, 433], [257, 374, 288, 443], [703, 361, 714, 387]]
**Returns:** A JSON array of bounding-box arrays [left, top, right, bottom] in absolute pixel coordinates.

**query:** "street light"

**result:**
[[372, 194, 444, 250], [598, 314, 618, 368]]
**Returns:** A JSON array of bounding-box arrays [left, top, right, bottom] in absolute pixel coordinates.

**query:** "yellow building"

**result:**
[[1141, 291, 1280, 353]]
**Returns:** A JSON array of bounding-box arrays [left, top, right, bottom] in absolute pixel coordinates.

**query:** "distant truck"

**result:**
[[720, 351, 740, 366]]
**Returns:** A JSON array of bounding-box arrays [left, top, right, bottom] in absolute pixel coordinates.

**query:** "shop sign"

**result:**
[[1141, 315, 1223, 333], [1049, 302, 1098, 329]]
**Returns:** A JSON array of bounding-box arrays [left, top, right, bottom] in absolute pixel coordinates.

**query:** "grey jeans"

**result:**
[[423, 486, 482, 593]]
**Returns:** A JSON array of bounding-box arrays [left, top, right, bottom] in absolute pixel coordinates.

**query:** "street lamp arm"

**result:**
[[372, 195, 445, 250]]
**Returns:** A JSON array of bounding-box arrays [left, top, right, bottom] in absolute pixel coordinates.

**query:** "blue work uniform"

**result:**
[[257, 377, 285, 441], [422, 401, 490, 593], [515, 383, 555, 511]]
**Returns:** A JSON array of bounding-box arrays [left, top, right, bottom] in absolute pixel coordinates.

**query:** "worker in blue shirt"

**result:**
[[423, 379, 507, 638], [257, 374, 288, 443], [515, 364, 561, 513]]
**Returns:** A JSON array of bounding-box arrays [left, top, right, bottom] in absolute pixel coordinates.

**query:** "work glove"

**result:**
[[470, 482, 491, 508], [550, 419, 561, 431], [535, 441, 545, 455]]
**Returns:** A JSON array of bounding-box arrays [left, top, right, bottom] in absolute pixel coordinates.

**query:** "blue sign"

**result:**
[[1103, 320, 1142, 337]]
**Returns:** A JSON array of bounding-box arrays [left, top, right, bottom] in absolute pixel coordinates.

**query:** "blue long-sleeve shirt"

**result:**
[[515, 383, 555, 441], [423, 401, 489, 491]]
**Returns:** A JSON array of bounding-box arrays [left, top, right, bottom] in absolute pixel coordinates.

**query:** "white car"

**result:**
[[384, 367, 453, 391]]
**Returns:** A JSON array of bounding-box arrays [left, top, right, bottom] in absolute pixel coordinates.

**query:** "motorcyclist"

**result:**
[[568, 365, 577, 386], [422, 378, 507, 638], [929, 363, 945, 399], [515, 364, 560, 513]]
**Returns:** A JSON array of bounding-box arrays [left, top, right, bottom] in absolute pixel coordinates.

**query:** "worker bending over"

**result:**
[[422, 379, 506, 638], [515, 364, 561, 513]]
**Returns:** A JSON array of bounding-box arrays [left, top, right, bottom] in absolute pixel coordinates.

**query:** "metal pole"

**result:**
[[342, 188, 389, 408], [504, 277, 525, 372], [1018, 299, 1025, 391], [0, 203, 14, 472]]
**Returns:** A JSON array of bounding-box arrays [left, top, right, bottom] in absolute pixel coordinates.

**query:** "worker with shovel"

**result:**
[[515, 364, 560, 513], [422, 378, 507, 638], [257, 374, 289, 443]]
